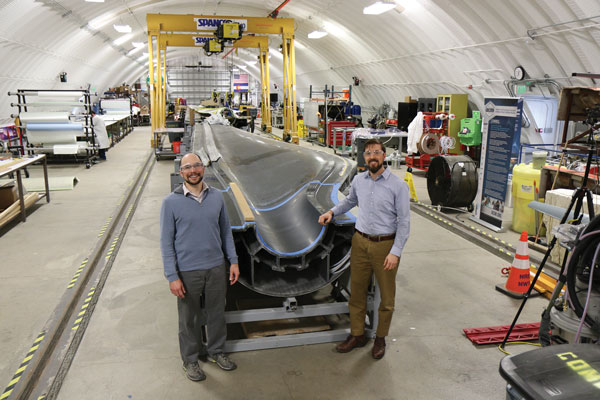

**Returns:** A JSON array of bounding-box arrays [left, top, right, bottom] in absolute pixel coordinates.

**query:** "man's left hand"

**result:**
[[383, 254, 400, 271], [229, 264, 240, 285]]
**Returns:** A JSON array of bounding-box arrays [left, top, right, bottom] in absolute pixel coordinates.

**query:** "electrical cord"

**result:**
[[498, 341, 542, 356]]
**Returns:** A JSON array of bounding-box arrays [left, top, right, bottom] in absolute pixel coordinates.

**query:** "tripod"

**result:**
[[500, 124, 599, 349]]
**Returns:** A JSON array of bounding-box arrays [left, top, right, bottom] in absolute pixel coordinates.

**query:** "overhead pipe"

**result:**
[[527, 15, 600, 39], [268, 0, 291, 18]]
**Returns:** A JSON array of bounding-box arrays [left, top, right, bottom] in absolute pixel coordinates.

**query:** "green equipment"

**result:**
[[458, 111, 482, 146]]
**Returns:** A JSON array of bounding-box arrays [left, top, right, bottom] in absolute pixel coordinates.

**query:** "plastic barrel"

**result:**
[[172, 141, 181, 154], [511, 163, 542, 233], [426, 155, 478, 208]]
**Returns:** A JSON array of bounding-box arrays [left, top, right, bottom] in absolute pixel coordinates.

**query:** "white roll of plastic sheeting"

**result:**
[[100, 99, 130, 111], [53, 144, 83, 154], [24, 91, 86, 98], [35, 91, 86, 100], [27, 123, 83, 131], [26, 130, 79, 145], [20, 112, 71, 124]]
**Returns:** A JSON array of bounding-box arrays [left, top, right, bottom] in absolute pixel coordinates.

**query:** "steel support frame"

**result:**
[[259, 48, 272, 133], [223, 280, 380, 353], [146, 14, 296, 138], [282, 32, 298, 142], [147, 32, 168, 130], [157, 33, 273, 133]]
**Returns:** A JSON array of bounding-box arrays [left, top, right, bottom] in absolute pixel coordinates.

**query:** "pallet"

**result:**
[[463, 322, 540, 345]]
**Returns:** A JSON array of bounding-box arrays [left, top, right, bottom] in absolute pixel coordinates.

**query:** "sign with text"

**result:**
[[194, 18, 247, 31], [193, 36, 211, 46], [471, 97, 523, 231]]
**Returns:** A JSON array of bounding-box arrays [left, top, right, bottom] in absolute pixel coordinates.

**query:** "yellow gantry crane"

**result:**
[[146, 14, 298, 142]]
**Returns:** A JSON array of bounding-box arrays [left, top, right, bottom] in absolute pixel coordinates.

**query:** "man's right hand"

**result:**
[[170, 279, 186, 299], [318, 210, 334, 226]]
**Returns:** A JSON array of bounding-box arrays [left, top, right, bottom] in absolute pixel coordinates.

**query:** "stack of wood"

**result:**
[[0, 191, 40, 228]]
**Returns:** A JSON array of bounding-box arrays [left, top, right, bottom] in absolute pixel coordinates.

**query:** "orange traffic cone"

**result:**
[[496, 231, 536, 299]]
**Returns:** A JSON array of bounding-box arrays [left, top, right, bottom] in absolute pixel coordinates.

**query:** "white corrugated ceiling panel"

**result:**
[[0, 0, 598, 118]]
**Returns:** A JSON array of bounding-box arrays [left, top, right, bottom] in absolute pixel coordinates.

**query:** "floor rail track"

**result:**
[[5, 151, 155, 400]]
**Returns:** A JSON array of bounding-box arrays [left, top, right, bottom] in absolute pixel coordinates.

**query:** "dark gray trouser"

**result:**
[[178, 264, 227, 363]]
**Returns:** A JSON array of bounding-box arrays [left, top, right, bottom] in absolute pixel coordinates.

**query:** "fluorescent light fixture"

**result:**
[[308, 30, 327, 39], [128, 46, 143, 56], [245, 60, 257, 66], [363, 1, 396, 15], [132, 41, 145, 48], [137, 54, 147, 61], [113, 24, 132, 33], [113, 34, 133, 46]]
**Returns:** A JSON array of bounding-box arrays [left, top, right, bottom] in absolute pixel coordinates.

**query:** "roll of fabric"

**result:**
[[26, 123, 83, 131], [53, 144, 82, 154], [26, 130, 78, 145], [20, 112, 71, 124], [100, 99, 130, 111], [36, 91, 86, 99]]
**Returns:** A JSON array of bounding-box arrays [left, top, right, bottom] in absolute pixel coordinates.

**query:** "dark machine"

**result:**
[[426, 155, 477, 211]]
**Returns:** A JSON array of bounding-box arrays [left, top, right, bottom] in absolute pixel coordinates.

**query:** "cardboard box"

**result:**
[[0, 184, 18, 210]]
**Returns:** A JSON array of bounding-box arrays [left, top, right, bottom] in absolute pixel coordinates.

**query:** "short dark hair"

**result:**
[[364, 138, 385, 154]]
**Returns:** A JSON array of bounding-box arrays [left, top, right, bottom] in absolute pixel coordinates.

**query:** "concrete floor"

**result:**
[[0, 126, 549, 399]]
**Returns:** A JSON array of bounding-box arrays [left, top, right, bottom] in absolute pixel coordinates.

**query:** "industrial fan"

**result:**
[[426, 155, 477, 211]]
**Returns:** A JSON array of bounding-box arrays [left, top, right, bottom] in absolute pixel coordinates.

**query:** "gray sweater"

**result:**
[[160, 184, 238, 282]]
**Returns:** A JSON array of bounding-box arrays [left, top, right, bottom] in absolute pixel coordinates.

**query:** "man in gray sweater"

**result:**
[[160, 152, 240, 382]]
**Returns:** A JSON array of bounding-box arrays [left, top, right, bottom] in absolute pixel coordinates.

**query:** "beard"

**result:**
[[368, 159, 383, 174], [184, 173, 203, 186]]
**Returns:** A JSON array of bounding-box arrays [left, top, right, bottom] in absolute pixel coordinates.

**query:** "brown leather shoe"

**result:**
[[372, 336, 386, 359], [336, 334, 368, 353]]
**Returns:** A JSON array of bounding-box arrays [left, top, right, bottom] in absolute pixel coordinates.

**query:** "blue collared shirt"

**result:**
[[331, 168, 410, 257]]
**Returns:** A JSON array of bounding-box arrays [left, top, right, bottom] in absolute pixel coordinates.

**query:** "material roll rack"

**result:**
[[9, 89, 99, 168]]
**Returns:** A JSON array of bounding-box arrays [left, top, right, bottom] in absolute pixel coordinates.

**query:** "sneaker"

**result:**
[[182, 361, 206, 381], [207, 353, 237, 371]]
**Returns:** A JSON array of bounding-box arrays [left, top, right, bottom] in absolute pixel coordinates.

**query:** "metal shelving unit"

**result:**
[[167, 68, 231, 104]]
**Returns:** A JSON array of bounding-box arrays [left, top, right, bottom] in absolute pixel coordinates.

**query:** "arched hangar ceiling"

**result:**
[[1, 0, 599, 117]]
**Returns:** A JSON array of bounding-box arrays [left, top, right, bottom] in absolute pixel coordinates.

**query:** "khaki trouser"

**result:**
[[349, 232, 399, 337]]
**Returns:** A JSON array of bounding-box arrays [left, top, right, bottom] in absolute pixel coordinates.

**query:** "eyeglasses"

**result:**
[[364, 150, 384, 156], [180, 162, 204, 171]]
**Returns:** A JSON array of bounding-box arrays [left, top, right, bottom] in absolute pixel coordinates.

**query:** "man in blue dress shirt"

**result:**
[[319, 138, 410, 359]]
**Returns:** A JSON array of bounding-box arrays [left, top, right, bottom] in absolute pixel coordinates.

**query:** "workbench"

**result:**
[[154, 128, 184, 160], [100, 114, 133, 145], [538, 164, 599, 200], [0, 154, 50, 224]]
